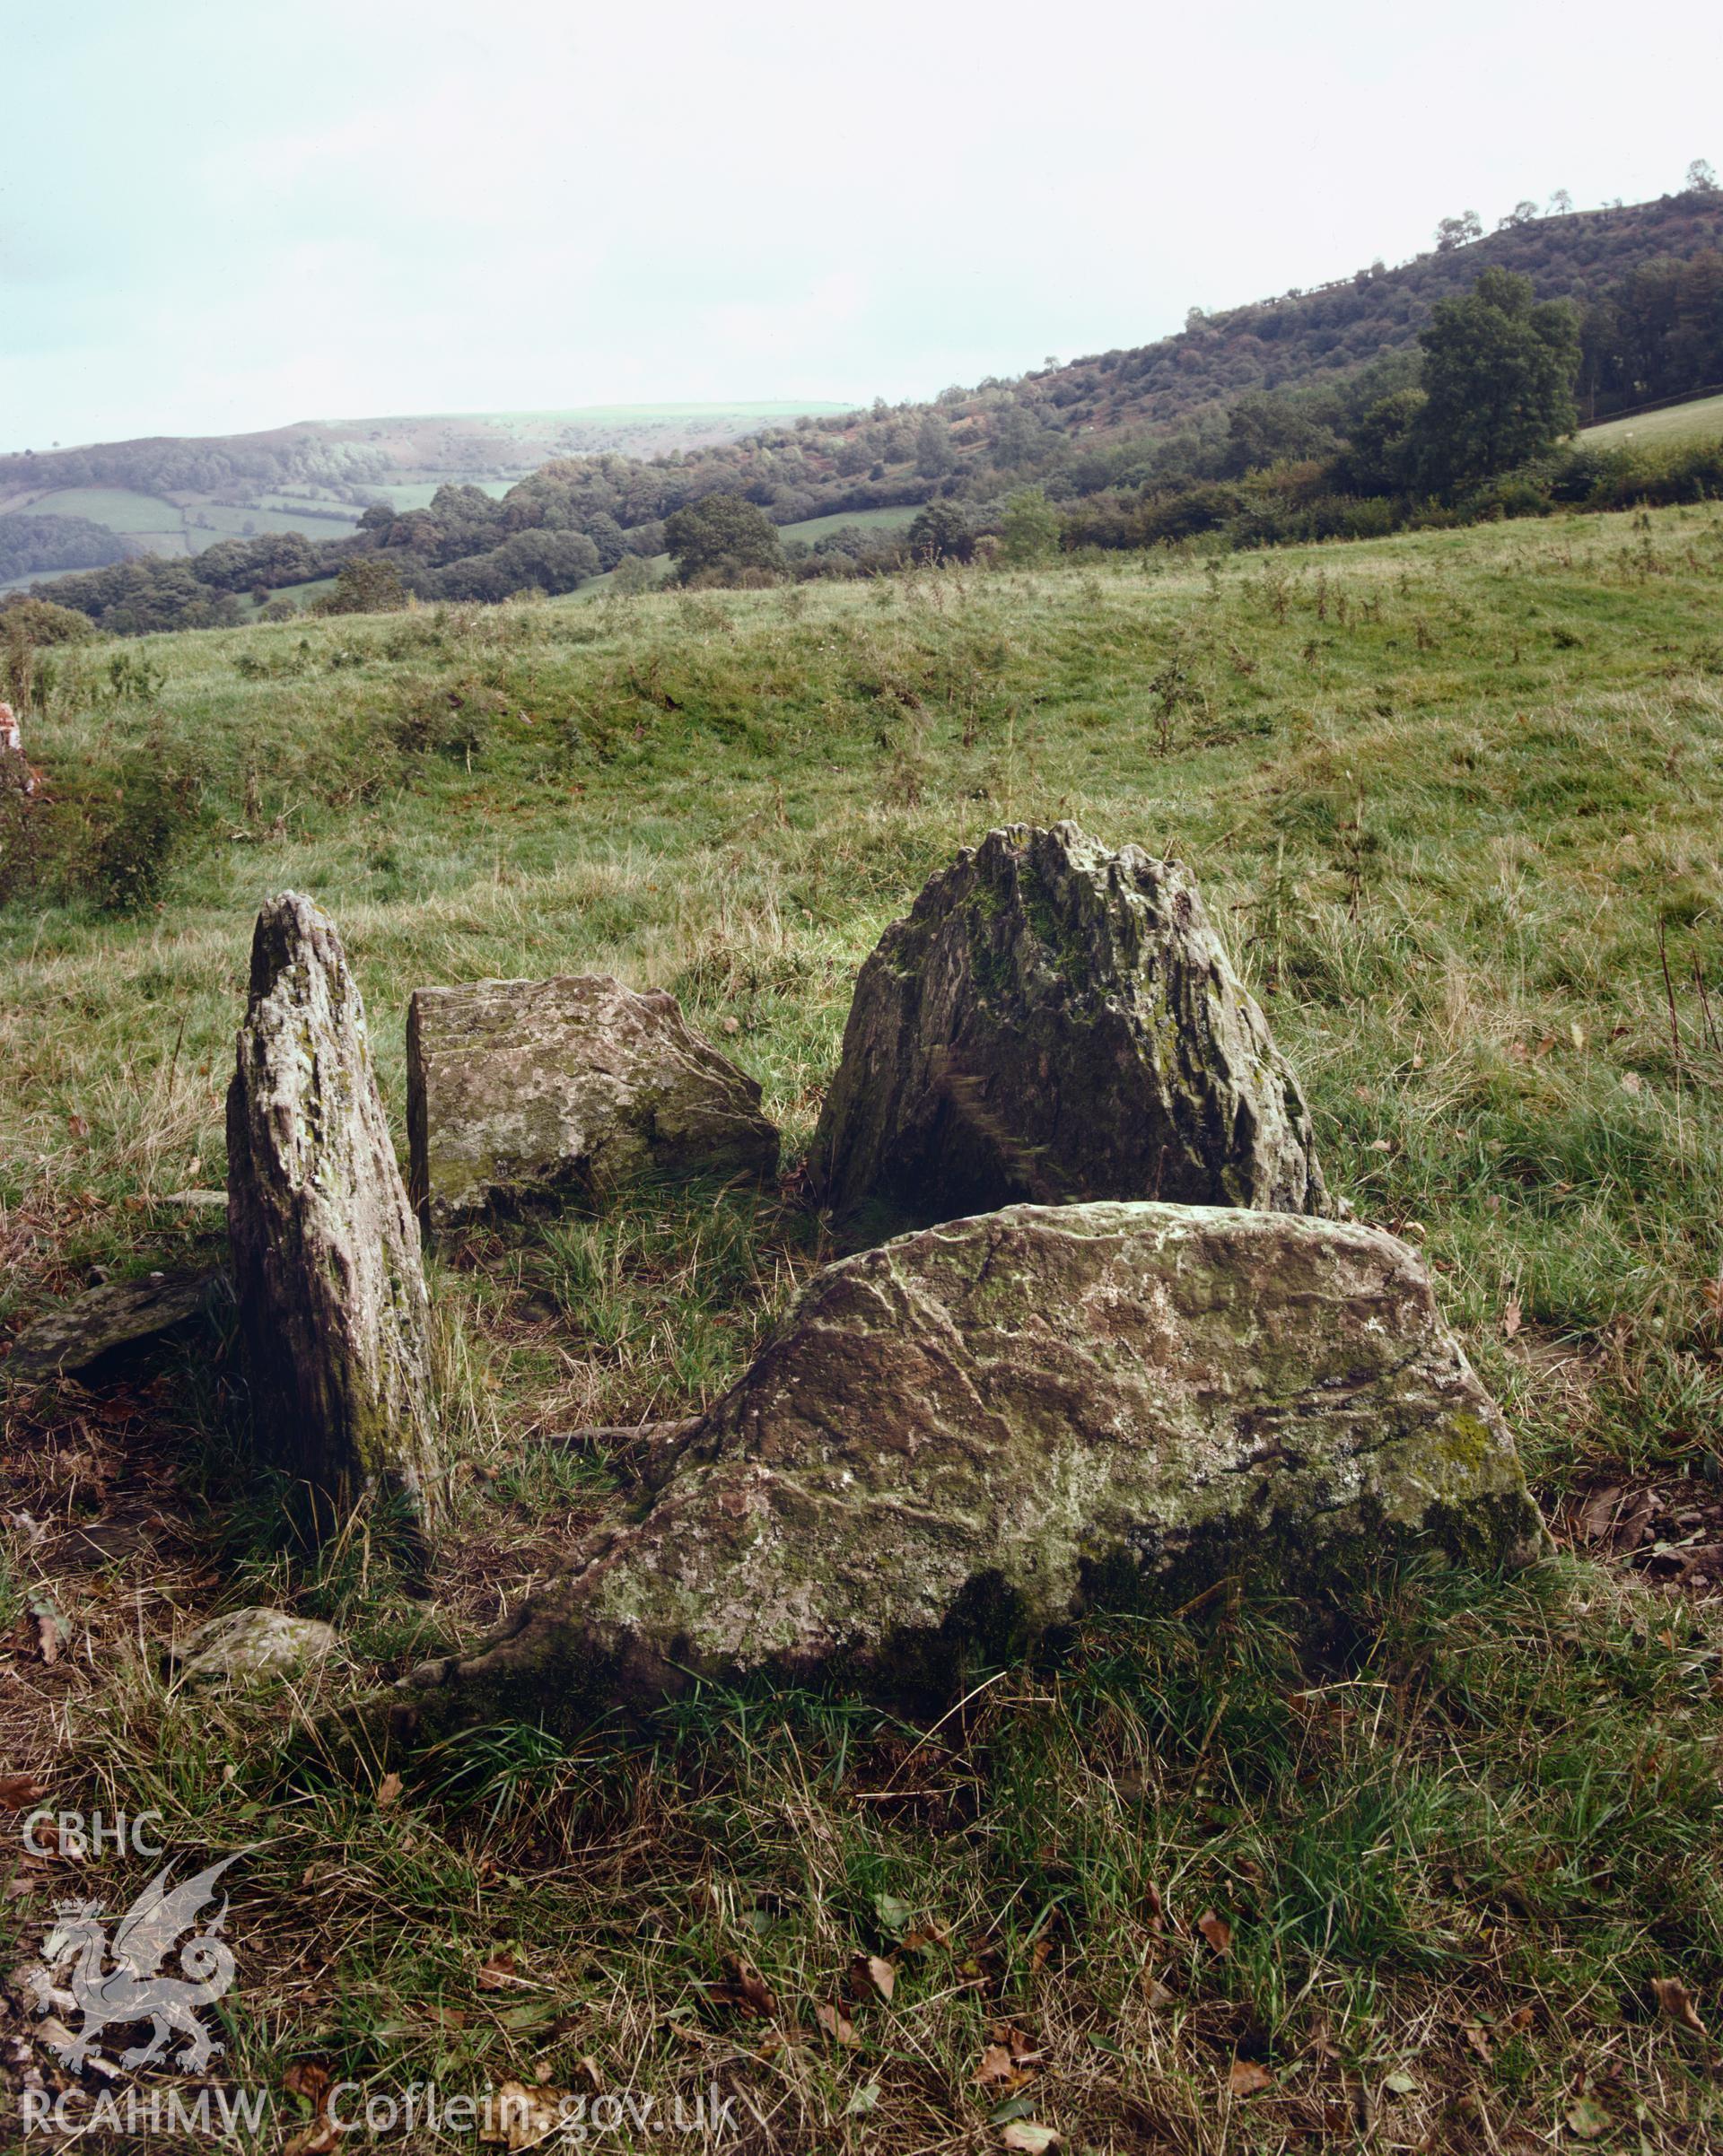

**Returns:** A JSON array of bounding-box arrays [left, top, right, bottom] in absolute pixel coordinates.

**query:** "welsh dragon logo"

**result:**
[[30, 1855, 241, 2073]]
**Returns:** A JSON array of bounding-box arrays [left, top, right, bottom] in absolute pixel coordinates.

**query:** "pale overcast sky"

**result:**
[[1, 0, 1716, 450]]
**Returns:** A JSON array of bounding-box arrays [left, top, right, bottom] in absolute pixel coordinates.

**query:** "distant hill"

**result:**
[[14, 188, 1723, 627], [0, 403, 852, 589]]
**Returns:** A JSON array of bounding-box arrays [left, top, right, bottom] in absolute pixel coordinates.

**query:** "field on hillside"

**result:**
[[4, 507, 1723, 2152], [0, 484, 187, 547], [777, 503, 922, 545], [1585, 390, 1723, 448]]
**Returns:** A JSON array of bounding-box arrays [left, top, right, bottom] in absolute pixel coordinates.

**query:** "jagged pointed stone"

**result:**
[[809, 822, 1327, 1233], [406, 973, 778, 1236], [381, 1202, 1544, 1741], [226, 892, 440, 1536]]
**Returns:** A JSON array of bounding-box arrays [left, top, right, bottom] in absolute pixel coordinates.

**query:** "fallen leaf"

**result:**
[[1462, 2021, 1492, 2062], [975, 2044, 1019, 2088], [1196, 1908, 1232, 1956], [477, 1950, 521, 1991], [816, 2001, 857, 2047], [1381, 2070, 1418, 2097], [719, 1955, 776, 2018], [1503, 2004, 1535, 2033], [1565, 2096, 1611, 2140], [865, 1953, 896, 2003], [1229, 2058, 1273, 2098], [478, 2077, 564, 2150], [376, 1771, 403, 1808], [901, 1924, 950, 1952], [844, 2082, 880, 2117], [0, 1773, 48, 1811], [34, 1613, 59, 1665], [1501, 1294, 1522, 1339], [282, 2060, 339, 2155], [1001, 2124, 1059, 2153], [1143, 1977, 1174, 2009], [1028, 1931, 1054, 1974], [1652, 1975, 1708, 2037], [872, 1890, 914, 1937], [1622, 1070, 1642, 1095], [283, 2125, 340, 2156]]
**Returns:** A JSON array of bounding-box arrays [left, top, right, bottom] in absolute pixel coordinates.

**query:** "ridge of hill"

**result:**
[[1023, 191, 1723, 444]]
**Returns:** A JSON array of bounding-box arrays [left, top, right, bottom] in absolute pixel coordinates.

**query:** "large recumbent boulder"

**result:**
[[389, 1201, 1544, 1736], [407, 973, 779, 1235], [809, 821, 1326, 1232]]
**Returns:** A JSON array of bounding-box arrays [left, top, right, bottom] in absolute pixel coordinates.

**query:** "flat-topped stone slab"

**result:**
[[407, 973, 779, 1235]]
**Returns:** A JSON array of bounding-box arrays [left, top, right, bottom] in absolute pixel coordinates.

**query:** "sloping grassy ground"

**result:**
[[1583, 391, 1723, 450], [4, 507, 1723, 2151]]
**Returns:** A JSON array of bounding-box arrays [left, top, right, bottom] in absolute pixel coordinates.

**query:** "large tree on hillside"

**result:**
[[663, 494, 784, 584], [1410, 266, 1579, 495]]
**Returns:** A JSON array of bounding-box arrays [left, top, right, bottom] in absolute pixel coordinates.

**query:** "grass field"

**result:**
[[4, 505, 1723, 2151], [1583, 389, 1723, 449], [191, 502, 362, 542], [776, 504, 921, 545], [0, 484, 185, 536]]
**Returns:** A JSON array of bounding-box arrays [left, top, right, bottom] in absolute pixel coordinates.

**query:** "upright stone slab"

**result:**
[[389, 1202, 1546, 1736], [227, 893, 439, 1534], [810, 822, 1327, 1231], [407, 973, 779, 1235]]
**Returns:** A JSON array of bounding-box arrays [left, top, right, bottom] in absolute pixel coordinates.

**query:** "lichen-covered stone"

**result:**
[[809, 822, 1326, 1232], [390, 1202, 1544, 1735], [176, 1607, 336, 1686], [5, 1268, 222, 1383], [407, 973, 779, 1235], [227, 892, 440, 1535]]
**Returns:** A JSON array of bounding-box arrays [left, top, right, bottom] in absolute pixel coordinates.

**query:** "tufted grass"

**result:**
[[4, 502, 1723, 2149]]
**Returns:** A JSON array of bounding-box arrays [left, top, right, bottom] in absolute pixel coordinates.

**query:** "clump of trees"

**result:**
[[1405, 266, 1580, 493], [0, 514, 129, 585], [663, 496, 784, 585]]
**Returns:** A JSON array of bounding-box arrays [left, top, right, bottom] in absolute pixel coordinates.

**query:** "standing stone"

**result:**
[[810, 822, 1327, 1232], [407, 973, 779, 1235], [227, 893, 439, 1535], [387, 1201, 1545, 1737]]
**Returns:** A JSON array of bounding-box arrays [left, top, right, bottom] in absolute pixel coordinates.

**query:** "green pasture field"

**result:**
[[4, 504, 1723, 2151], [1583, 388, 1723, 449], [191, 502, 362, 541], [778, 502, 922, 545], [2, 483, 186, 535]]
